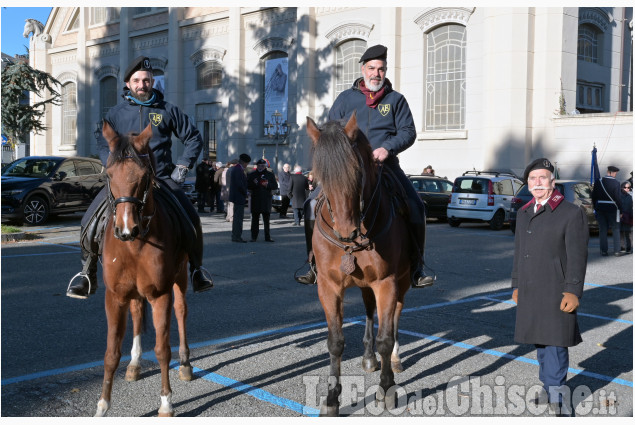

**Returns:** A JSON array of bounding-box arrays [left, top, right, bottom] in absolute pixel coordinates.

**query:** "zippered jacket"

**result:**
[[97, 89, 203, 179], [328, 77, 416, 168]]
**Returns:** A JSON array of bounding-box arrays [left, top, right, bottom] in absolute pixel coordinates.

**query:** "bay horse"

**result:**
[[307, 112, 412, 416], [95, 122, 192, 417]]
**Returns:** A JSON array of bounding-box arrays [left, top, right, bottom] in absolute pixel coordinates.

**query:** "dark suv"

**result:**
[[1, 156, 106, 226], [407, 175, 454, 221]]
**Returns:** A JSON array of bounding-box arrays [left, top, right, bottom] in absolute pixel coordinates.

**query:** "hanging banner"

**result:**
[[263, 57, 288, 136]]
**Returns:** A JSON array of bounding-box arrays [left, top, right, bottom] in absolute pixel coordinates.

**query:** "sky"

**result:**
[[1, 7, 53, 57]]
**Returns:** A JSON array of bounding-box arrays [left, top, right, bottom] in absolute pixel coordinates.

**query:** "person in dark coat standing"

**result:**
[[277, 163, 292, 218], [195, 158, 211, 213], [511, 158, 589, 416], [288, 166, 309, 226], [229, 153, 251, 242], [247, 158, 278, 242], [592, 165, 623, 256], [619, 180, 633, 254]]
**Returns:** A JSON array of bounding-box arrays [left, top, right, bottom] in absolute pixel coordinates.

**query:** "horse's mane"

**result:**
[[107, 132, 156, 173], [311, 120, 373, 201]]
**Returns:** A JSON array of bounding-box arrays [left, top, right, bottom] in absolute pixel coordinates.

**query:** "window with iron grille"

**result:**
[[197, 61, 222, 90], [577, 24, 599, 63], [100, 76, 117, 118], [425, 24, 466, 131], [61, 82, 77, 145], [335, 39, 367, 97]]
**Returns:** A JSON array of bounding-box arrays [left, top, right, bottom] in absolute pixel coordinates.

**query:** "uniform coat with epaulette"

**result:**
[[511, 190, 589, 347]]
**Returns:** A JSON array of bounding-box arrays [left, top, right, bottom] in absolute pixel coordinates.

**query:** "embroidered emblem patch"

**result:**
[[149, 113, 163, 126], [378, 104, 391, 116]]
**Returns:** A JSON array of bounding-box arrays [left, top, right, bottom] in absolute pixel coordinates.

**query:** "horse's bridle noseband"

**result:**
[[107, 154, 155, 239]]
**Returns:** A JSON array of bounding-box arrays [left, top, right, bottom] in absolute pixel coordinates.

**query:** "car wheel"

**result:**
[[448, 217, 461, 227], [22, 195, 49, 226], [489, 209, 505, 231]]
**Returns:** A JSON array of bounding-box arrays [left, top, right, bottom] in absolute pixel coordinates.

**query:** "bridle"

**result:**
[[315, 142, 394, 256], [106, 153, 156, 239]]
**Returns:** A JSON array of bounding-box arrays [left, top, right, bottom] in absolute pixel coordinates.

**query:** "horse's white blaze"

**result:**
[[122, 205, 132, 235], [158, 393, 173, 415], [129, 335, 142, 366], [95, 398, 110, 417]]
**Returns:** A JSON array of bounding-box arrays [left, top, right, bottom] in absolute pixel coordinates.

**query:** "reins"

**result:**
[[107, 153, 156, 239], [316, 143, 394, 255]]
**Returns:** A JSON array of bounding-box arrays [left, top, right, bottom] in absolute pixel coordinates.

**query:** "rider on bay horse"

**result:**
[[66, 56, 214, 299], [295, 44, 434, 288]]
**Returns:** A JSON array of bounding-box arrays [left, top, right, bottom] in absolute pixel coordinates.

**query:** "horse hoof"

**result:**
[[375, 387, 396, 411], [319, 403, 339, 417], [179, 365, 193, 381], [391, 360, 404, 374], [158, 411, 174, 417], [125, 365, 141, 382], [361, 356, 379, 373]]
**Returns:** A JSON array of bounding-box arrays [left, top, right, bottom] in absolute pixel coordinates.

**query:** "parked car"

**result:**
[[509, 180, 599, 233], [1, 156, 106, 226], [447, 171, 524, 230], [407, 175, 454, 221]]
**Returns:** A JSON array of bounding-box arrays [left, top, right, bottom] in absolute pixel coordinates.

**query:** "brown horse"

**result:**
[[94, 122, 192, 417], [307, 112, 412, 416]]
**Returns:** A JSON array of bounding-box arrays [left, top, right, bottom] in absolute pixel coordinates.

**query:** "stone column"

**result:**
[[294, 7, 316, 167], [74, 7, 88, 156], [119, 8, 130, 95], [225, 8, 245, 158], [167, 7, 184, 162], [29, 21, 52, 155]]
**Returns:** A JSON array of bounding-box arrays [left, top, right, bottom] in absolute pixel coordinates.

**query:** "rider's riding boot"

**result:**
[[189, 227, 214, 293], [66, 249, 98, 299], [410, 219, 435, 288], [296, 219, 317, 285], [296, 258, 317, 285]]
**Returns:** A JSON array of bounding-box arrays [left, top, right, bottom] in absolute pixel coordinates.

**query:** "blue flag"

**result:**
[[590, 146, 600, 184]]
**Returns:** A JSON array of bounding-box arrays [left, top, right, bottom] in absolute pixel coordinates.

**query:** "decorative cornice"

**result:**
[[578, 7, 612, 32], [56, 71, 77, 84], [316, 7, 359, 17], [88, 44, 120, 59], [325, 21, 374, 45], [149, 57, 168, 72], [182, 20, 229, 41], [94, 64, 119, 80], [132, 33, 168, 51], [253, 37, 295, 57], [51, 52, 77, 65], [414, 7, 475, 33], [243, 7, 296, 28], [190, 47, 226, 67]]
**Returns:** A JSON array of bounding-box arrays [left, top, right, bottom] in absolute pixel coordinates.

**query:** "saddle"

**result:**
[[81, 181, 197, 257], [380, 166, 411, 221]]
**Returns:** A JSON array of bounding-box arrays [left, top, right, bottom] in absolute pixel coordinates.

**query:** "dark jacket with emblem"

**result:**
[[97, 89, 202, 179], [228, 164, 248, 205], [247, 168, 278, 213], [512, 190, 589, 347], [328, 77, 416, 169]]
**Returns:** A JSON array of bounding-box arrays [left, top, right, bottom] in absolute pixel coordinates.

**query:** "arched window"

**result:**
[[425, 24, 466, 131], [577, 23, 599, 63], [61, 82, 77, 145], [335, 39, 367, 97], [90, 7, 120, 25], [197, 61, 222, 90], [100, 76, 117, 118]]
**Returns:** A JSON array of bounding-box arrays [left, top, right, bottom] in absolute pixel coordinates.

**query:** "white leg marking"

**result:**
[[95, 398, 110, 417], [129, 335, 142, 367], [158, 393, 174, 415]]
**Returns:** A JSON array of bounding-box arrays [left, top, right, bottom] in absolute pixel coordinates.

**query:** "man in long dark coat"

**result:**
[[288, 166, 309, 226], [511, 158, 589, 416], [247, 158, 278, 242], [592, 165, 623, 256], [229, 153, 251, 242]]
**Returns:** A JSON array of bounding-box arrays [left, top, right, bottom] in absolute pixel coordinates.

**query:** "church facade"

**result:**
[[27, 7, 632, 180]]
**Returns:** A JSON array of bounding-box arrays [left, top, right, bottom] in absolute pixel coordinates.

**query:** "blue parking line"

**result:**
[[585, 282, 633, 292], [1, 250, 79, 258], [390, 327, 633, 388]]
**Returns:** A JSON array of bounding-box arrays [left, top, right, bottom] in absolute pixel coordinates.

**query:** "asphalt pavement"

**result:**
[[1, 212, 632, 418]]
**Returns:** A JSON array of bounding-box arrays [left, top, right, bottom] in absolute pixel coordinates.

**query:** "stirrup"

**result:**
[[66, 272, 95, 298], [191, 266, 214, 291]]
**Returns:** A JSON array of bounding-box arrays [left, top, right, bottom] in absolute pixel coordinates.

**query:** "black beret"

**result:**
[[124, 56, 153, 82], [256, 158, 267, 165], [608, 165, 620, 172], [359, 44, 387, 63], [523, 158, 554, 182], [239, 153, 251, 163]]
